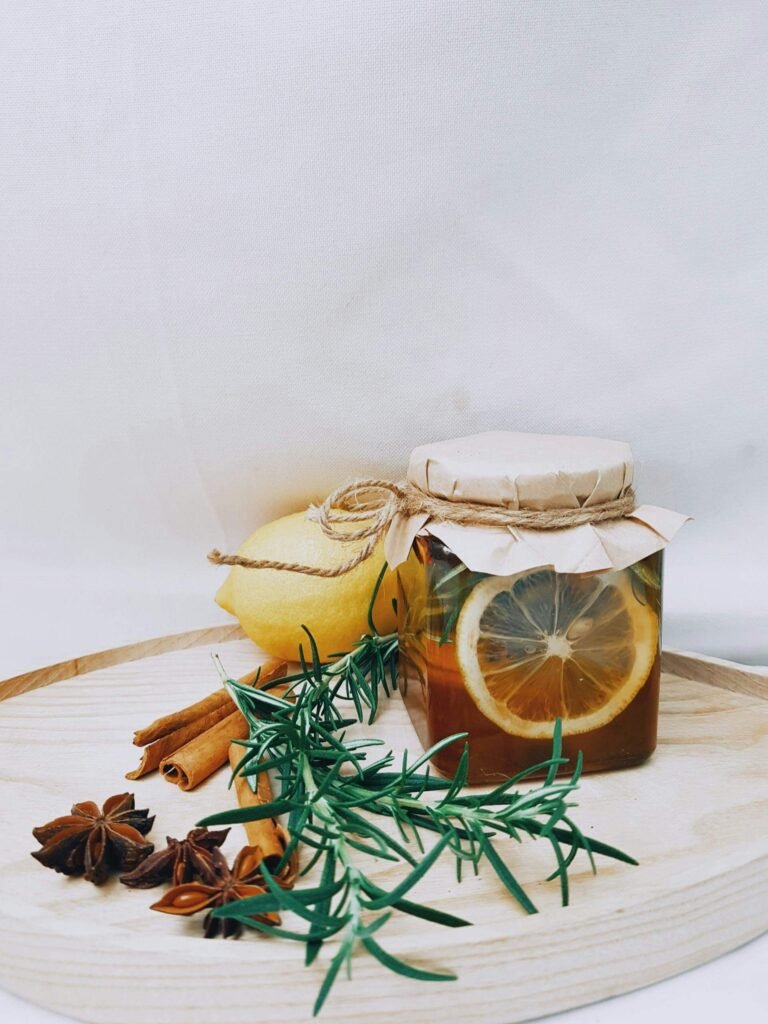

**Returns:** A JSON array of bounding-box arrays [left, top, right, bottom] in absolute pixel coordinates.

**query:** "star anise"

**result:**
[[150, 845, 280, 938], [32, 793, 155, 885], [120, 827, 230, 888]]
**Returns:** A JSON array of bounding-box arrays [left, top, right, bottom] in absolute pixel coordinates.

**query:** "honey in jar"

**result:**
[[387, 432, 687, 783]]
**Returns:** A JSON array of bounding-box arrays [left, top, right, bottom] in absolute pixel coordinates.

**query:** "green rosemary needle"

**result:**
[[198, 565, 637, 1016]]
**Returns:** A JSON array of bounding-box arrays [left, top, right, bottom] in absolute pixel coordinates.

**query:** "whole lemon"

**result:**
[[215, 512, 398, 661]]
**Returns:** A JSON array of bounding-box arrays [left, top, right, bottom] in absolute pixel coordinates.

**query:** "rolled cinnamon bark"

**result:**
[[158, 659, 288, 791], [228, 744, 287, 866], [161, 710, 248, 790], [133, 688, 234, 745], [132, 665, 266, 746], [126, 706, 232, 780]]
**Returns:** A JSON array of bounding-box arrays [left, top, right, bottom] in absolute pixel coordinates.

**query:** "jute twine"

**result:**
[[207, 479, 637, 579]]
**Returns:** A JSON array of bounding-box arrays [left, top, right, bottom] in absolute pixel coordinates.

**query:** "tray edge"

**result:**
[[1, 626, 765, 706], [0, 624, 246, 703]]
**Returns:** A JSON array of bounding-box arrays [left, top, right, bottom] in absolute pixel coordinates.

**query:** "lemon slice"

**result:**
[[455, 568, 658, 738]]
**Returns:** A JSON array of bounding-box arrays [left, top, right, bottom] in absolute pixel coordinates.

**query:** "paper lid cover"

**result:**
[[384, 431, 689, 575]]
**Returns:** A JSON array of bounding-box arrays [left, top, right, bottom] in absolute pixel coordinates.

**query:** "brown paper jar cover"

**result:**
[[384, 431, 689, 576]]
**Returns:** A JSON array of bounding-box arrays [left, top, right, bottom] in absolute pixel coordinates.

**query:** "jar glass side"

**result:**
[[396, 535, 663, 784]]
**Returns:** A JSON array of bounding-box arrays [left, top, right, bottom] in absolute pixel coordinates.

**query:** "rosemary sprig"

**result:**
[[199, 566, 636, 1015]]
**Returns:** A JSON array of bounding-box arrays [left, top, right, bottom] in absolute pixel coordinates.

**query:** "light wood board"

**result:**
[[0, 628, 766, 1024]]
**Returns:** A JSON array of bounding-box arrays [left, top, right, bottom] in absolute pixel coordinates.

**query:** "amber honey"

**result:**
[[397, 535, 663, 784]]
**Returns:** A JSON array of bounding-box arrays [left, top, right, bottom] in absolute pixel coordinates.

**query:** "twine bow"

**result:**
[[208, 479, 637, 579]]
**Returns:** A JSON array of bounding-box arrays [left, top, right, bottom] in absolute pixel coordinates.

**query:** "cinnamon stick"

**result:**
[[126, 707, 232, 780], [158, 659, 288, 791], [161, 710, 248, 790], [228, 743, 287, 866], [132, 666, 265, 746]]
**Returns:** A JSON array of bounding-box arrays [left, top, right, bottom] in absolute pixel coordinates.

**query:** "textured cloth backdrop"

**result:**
[[2, 1, 767, 677]]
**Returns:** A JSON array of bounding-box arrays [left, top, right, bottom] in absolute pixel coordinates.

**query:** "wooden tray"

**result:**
[[1, 628, 767, 1024]]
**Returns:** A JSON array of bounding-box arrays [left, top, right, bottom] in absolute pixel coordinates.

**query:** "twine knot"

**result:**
[[208, 479, 636, 579]]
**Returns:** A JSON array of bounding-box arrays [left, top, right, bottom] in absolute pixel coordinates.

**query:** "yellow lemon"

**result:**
[[456, 567, 658, 738], [215, 512, 397, 662]]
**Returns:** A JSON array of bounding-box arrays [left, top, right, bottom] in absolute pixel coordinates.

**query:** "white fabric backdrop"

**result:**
[[2, 0, 768, 679], [2, 5, 768, 1024]]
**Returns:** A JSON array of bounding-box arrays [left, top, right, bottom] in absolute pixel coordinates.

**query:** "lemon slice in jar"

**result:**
[[455, 568, 658, 738]]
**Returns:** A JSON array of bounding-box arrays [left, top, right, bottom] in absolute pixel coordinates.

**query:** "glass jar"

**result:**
[[397, 535, 663, 783], [387, 431, 687, 784]]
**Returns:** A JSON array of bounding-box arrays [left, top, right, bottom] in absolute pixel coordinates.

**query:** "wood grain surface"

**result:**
[[0, 632, 766, 1024]]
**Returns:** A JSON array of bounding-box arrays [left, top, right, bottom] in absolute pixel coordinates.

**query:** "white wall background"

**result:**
[[3, 1, 768, 676]]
